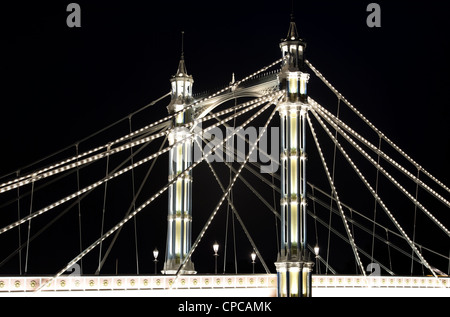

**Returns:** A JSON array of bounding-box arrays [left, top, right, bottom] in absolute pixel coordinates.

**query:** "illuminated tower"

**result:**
[[275, 14, 314, 297], [163, 33, 196, 274]]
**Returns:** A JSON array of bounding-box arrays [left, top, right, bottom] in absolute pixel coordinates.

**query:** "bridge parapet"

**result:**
[[0, 275, 448, 294]]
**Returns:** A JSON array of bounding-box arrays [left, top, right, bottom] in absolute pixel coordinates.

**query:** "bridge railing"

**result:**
[[0, 275, 448, 293], [0, 275, 278, 293]]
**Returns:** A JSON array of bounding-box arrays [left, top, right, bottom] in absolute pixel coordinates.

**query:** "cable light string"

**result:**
[[306, 205, 395, 276], [311, 100, 450, 237], [310, 99, 450, 210], [308, 182, 450, 262], [0, 59, 282, 193], [231, 154, 450, 265], [0, 90, 280, 194], [95, 134, 169, 275], [0, 92, 171, 185], [0, 92, 280, 237], [305, 59, 450, 197], [306, 112, 366, 276], [308, 191, 434, 276], [196, 137, 272, 273], [172, 99, 280, 287], [0, 122, 169, 194], [34, 92, 283, 292], [0, 133, 163, 270], [309, 108, 442, 282]]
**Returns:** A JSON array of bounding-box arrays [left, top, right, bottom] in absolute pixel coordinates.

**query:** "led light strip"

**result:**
[[312, 102, 450, 237], [35, 92, 283, 292], [173, 98, 281, 286], [1, 59, 283, 194], [306, 112, 366, 277], [309, 108, 441, 282], [306, 60, 450, 196], [310, 98, 450, 210], [0, 92, 282, 237], [0, 90, 281, 194]]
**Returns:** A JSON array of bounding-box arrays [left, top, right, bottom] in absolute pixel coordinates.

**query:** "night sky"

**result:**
[[0, 1, 449, 277]]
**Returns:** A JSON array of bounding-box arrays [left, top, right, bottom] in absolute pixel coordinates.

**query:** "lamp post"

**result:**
[[251, 252, 257, 274], [213, 242, 219, 274], [314, 245, 320, 274], [153, 248, 159, 275]]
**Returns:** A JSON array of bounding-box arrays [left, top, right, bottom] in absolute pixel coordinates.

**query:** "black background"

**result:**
[[0, 0, 449, 279]]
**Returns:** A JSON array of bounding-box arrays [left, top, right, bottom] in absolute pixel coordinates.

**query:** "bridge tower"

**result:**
[[163, 33, 196, 274], [275, 14, 314, 297]]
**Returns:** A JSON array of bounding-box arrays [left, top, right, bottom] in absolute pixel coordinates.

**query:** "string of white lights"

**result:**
[[0, 60, 282, 194], [305, 60, 450, 197], [196, 137, 272, 273], [0, 123, 169, 194], [0, 90, 280, 194], [306, 205, 395, 276], [310, 99, 450, 210], [1, 92, 282, 236], [309, 108, 441, 281], [306, 112, 366, 276], [173, 98, 280, 285], [308, 185, 450, 273], [312, 101, 450, 237], [34, 92, 283, 292]]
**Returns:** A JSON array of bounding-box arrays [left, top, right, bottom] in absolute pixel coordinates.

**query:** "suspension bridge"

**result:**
[[0, 11, 449, 297]]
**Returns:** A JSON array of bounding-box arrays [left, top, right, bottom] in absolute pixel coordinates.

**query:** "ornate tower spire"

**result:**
[[167, 31, 194, 118], [163, 31, 196, 275], [275, 12, 313, 297]]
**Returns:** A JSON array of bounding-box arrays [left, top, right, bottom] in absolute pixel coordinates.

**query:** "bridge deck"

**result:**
[[0, 274, 448, 297]]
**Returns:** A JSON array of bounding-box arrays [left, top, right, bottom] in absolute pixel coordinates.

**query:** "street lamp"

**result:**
[[153, 248, 159, 275], [213, 242, 219, 274], [314, 245, 320, 274], [251, 252, 257, 274]]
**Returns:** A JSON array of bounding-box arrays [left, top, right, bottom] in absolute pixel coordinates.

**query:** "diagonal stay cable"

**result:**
[[307, 111, 366, 276], [0, 93, 171, 184], [34, 92, 282, 292], [306, 59, 450, 197], [95, 133, 169, 274], [311, 99, 450, 210], [0, 132, 160, 269], [312, 101, 450, 237], [309, 108, 441, 281], [0, 93, 276, 236], [1, 91, 279, 194], [307, 207, 394, 276], [196, 136, 272, 273], [173, 101, 279, 283], [2, 59, 282, 192]]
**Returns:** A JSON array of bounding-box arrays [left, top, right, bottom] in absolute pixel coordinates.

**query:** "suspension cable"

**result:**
[[306, 59, 450, 197], [312, 101, 450, 237], [35, 92, 282, 292], [24, 179, 35, 274], [95, 132, 169, 274], [0, 136, 156, 270], [1, 93, 277, 236], [75, 144, 83, 274], [174, 102, 279, 281], [199, 137, 272, 274], [307, 112, 366, 276], [129, 116, 140, 275], [371, 136, 382, 264], [97, 144, 111, 275], [311, 100, 450, 210], [16, 170, 22, 275], [1, 91, 279, 194], [310, 107, 440, 280]]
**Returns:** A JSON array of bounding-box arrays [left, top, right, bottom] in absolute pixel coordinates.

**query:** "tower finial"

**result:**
[[181, 31, 185, 59], [291, 0, 295, 20]]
